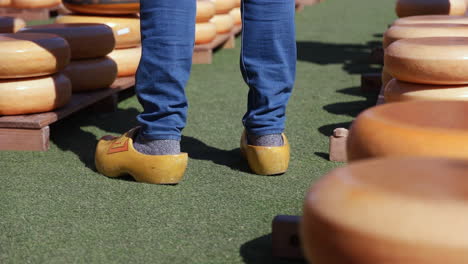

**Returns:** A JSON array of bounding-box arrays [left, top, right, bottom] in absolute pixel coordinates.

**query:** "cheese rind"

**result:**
[[55, 14, 140, 49], [63, 57, 117, 92], [385, 79, 468, 102], [211, 0, 236, 14], [0, 73, 71, 115], [195, 22, 217, 44], [62, 0, 139, 15], [393, 15, 468, 26], [11, 0, 60, 8], [210, 14, 234, 34], [197, 0, 216, 23], [19, 23, 115, 59], [0, 33, 70, 79], [108, 46, 141, 77], [396, 0, 467, 18], [229, 7, 241, 25]]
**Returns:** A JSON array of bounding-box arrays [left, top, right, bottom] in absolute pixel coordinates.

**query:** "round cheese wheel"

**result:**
[[382, 68, 393, 88], [234, 0, 240, 8], [210, 14, 234, 34], [301, 157, 468, 264], [19, 23, 115, 59], [385, 78, 468, 102], [383, 23, 468, 49], [211, 0, 236, 14], [62, 0, 139, 15], [229, 7, 241, 25], [197, 0, 216, 23], [55, 14, 140, 49], [0, 33, 70, 79], [0, 16, 25, 33], [393, 15, 468, 26], [11, 0, 60, 8], [347, 100, 468, 161], [0, 73, 71, 115], [63, 57, 117, 92], [396, 0, 467, 18], [385, 37, 468, 85], [195, 22, 217, 44], [108, 46, 141, 77], [0, 0, 11, 7]]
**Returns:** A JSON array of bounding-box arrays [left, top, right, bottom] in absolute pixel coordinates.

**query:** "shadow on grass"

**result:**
[[240, 234, 306, 264]]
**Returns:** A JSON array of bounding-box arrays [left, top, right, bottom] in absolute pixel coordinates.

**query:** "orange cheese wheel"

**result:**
[[0, 0, 11, 7], [108, 46, 141, 77], [210, 14, 234, 34], [62, 0, 139, 15], [0, 16, 25, 33], [197, 0, 216, 23], [347, 100, 468, 161], [229, 7, 241, 25], [302, 157, 468, 264], [385, 78, 468, 102], [63, 57, 117, 92], [19, 23, 115, 59], [0, 33, 70, 79], [211, 0, 236, 14], [393, 15, 468, 26], [0, 73, 71, 115], [11, 0, 60, 8], [396, 0, 467, 18], [385, 37, 468, 85], [55, 14, 140, 49], [195, 22, 217, 44], [383, 23, 468, 49]]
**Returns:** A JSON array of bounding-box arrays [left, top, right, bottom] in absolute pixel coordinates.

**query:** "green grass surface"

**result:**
[[1, 1, 395, 263]]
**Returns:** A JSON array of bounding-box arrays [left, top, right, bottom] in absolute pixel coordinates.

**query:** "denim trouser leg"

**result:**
[[136, 0, 196, 140], [241, 0, 296, 136]]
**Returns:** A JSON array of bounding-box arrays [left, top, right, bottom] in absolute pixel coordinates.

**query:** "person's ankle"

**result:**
[[133, 133, 180, 155], [247, 134, 283, 147]]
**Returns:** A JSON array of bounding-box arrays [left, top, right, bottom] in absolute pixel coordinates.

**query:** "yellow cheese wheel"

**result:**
[[62, 0, 139, 15], [396, 0, 467, 18], [385, 37, 468, 85], [229, 7, 241, 25], [0, 73, 71, 115], [211, 0, 236, 14], [11, 0, 60, 8], [210, 14, 234, 34], [195, 22, 217, 44], [385, 78, 468, 102], [234, 0, 240, 8], [55, 14, 140, 49], [197, 0, 216, 23], [108, 46, 141, 77], [302, 157, 468, 264], [0, 0, 11, 7], [383, 23, 468, 49], [19, 23, 115, 59], [0, 33, 70, 79], [347, 100, 468, 161], [0, 16, 25, 33], [63, 57, 117, 92], [393, 15, 468, 26]]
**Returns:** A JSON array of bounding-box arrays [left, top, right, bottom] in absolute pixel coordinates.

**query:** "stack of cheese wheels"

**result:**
[[384, 37, 468, 103], [0, 33, 72, 115], [229, 0, 241, 26], [196, 0, 217, 45], [0, 0, 61, 8], [19, 23, 117, 92], [210, 0, 235, 34], [0, 16, 25, 33], [381, 23, 468, 91], [56, 0, 141, 77], [396, 0, 467, 18], [301, 156, 468, 263], [347, 100, 468, 161]]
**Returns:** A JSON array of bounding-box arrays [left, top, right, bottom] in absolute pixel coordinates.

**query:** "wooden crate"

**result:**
[[0, 77, 135, 151], [193, 24, 242, 64]]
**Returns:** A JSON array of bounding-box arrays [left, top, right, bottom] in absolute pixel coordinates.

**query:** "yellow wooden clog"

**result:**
[[95, 128, 188, 184], [240, 131, 290, 175]]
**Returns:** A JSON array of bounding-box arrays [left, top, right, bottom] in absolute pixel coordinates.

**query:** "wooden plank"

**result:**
[[0, 77, 135, 129], [192, 49, 212, 64], [272, 215, 303, 260], [0, 126, 49, 151], [329, 128, 349, 162]]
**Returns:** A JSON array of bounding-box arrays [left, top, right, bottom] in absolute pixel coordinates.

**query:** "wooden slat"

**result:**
[[0, 126, 49, 151], [0, 77, 135, 129]]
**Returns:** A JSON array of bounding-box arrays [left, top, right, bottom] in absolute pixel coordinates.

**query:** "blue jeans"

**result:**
[[136, 0, 296, 140]]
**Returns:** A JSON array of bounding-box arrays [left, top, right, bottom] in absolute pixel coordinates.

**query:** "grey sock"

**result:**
[[133, 133, 180, 155], [248, 134, 283, 147]]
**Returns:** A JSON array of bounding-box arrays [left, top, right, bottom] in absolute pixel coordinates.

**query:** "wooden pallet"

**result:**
[[0, 77, 135, 151], [193, 24, 242, 64]]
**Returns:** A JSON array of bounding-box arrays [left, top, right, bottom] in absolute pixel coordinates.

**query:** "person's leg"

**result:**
[[134, 0, 196, 154], [240, 0, 296, 146]]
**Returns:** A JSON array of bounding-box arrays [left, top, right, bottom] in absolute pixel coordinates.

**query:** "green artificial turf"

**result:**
[[1, 1, 395, 263]]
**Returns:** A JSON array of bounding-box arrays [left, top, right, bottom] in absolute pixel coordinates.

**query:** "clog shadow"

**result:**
[[240, 234, 306, 264]]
